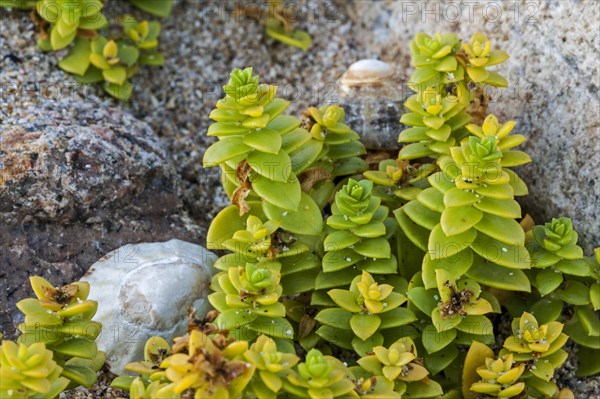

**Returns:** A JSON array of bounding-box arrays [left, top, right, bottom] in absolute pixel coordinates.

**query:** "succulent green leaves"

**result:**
[[58, 37, 92, 76], [430, 269, 493, 335], [527, 217, 588, 287], [406, 32, 509, 135], [522, 221, 600, 375], [37, 0, 107, 50], [263, 192, 323, 236], [206, 179, 321, 340], [302, 105, 367, 167], [321, 179, 397, 284], [84, 36, 140, 101], [402, 30, 511, 195], [316, 272, 414, 353], [131, 329, 255, 399], [357, 337, 442, 396], [409, 32, 462, 88], [123, 16, 164, 65], [0, 341, 70, 399], [0, 0, 37, 8], [398, 116, 532, 293], [204, 68, 322, 215], [495, 312, 568, 396], [129, 0, 173, 17], [122, 336, 171, 377], [224, 214, 280, 258], [364, 159, 435, 208], [284, 349, 355, 399], [15, 277, 103, 388], [461, 32, 509, 87], [464, 313, 569, 399], [264, 0, 312, 51], [469, 352, 525, 398], [209, 260, 293, 340], [297, 105, 367, 208], [503, 312, 568, 360], [465, 115, 528, 158], [89, 37, 138, 87], [207, 207, 320, 326], [245, 335, 299, 398], [2, 28, 597, 399], [410, 32, 508, 97], [399, 32, 521, 318], [399, 87, 471, 159], [24, 0, 168, 100], [524, 219, 600, 357]]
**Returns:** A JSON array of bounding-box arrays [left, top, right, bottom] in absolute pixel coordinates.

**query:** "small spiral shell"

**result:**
[[338, 59, 407, 150]]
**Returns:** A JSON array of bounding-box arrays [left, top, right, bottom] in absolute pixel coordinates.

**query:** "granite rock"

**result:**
[[81, 240, 217, 375], [0, 101, 201, 339]]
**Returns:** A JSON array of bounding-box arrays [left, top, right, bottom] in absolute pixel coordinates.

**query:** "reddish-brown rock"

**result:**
[[0, 101, 201, 339]]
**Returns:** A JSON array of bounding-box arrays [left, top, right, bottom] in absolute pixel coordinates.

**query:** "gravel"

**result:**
[[1, 0, 368, 233], [59, 366, 124, 399]]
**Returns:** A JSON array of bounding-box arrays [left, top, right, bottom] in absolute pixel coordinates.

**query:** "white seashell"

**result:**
[[81, 239, 217, 374], [338, 59, 407, 150], [340, 59, 394, 87]]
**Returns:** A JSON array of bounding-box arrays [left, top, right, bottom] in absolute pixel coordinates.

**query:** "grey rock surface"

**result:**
[[0, 101, 201, 339], [81, 240, 217, 375]]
